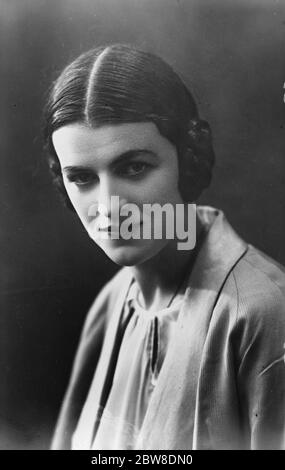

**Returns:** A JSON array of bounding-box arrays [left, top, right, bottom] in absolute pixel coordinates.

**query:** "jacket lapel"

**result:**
[[90, 267, 133, 404], [137, 207, 248, 449], [76, 268, 134, 448]]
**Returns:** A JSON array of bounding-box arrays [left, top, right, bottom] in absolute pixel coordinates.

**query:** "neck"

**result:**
[[130, 217, 203, 310]]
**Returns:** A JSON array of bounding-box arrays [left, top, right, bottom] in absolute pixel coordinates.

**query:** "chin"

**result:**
[[96, 239, 168, 267]]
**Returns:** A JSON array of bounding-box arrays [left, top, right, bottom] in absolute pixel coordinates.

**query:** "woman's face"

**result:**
[[52, 121, 184, 266]]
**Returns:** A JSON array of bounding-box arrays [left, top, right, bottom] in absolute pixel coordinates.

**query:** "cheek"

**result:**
[[135, 166, 181, 205], [64, 184, 91, 220]]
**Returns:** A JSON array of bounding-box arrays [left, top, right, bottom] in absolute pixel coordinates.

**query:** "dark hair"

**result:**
[[43, 44, 215, 209]]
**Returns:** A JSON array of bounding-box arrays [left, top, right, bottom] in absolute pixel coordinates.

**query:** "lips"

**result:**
[[98, 226, 119, 232], [97, 226, 121, 239], [98, 226, 118, 235], [99, 222, 142, 231]]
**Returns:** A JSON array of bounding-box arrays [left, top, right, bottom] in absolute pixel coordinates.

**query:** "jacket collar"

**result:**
[[135, 205, 248, 449]]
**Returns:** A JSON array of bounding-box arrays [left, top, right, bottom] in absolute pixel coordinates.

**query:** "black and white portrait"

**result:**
[[1, 0, 285, 452]]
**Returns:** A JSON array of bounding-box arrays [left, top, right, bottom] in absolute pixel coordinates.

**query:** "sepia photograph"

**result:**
[[0, 0, 285, 454]]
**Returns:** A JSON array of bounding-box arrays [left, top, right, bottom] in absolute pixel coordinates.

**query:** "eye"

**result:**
[[118, 161, 150, 177], [65, 171, 97, 186]]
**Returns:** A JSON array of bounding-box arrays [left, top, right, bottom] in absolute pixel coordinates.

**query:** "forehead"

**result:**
[[52, 122, 172, 167]]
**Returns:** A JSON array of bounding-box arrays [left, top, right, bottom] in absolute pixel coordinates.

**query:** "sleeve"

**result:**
[[236, 283, 285, 449]]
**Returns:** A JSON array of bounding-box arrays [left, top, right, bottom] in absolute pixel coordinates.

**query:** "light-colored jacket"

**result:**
[[51, 206, 285, 449]]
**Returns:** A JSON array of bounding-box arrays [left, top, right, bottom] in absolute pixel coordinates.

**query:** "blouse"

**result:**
[[72, 280, 185, 450]]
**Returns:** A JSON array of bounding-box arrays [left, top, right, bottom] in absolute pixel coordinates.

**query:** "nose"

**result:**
[[96, 175, 113, 218], [88, 175, 126, 220]]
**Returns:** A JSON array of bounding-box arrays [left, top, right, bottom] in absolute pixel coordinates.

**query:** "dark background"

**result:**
[[0, 0, 284, 449]]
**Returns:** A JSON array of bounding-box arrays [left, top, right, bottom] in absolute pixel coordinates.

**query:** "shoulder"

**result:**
[[219, 244, 285, 316], [231, 244, 285, 319], [219, 245, 285, 362], [234, 244, 285, 296], [81, 267, 132, 340]]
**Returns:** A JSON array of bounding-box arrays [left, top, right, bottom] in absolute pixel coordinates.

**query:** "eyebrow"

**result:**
[[62, 149, 157, 173]]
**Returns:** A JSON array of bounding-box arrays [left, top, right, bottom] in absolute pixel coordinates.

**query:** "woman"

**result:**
[[44, 44, 285, 450]]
